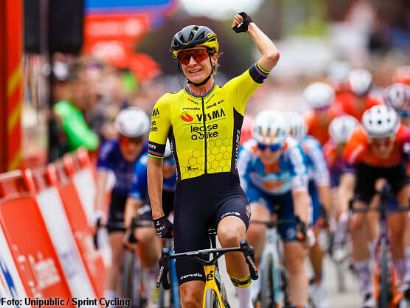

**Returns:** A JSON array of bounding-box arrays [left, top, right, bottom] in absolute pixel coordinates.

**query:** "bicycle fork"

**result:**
[[203, 265, 225, 306]]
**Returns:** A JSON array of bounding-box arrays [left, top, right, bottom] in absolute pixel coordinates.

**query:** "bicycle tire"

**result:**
[[335, 261, 347, 293], [205, 288, 221, 308], [378, 239, 390, 308], [260, 254, 275, 308], [122, 250, 145, 307]]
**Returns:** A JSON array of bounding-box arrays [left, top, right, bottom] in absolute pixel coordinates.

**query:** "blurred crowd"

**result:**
[[46, 54, 166, 161], [45, 52, 410, 163]]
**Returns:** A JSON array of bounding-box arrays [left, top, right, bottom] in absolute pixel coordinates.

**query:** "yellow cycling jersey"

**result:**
[[148, 64, 268, 180]]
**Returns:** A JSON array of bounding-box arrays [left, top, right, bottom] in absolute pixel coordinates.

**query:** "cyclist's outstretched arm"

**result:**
[[95, 170, 108, 214], [124, 197, 143, 228], [293, 189, 310, 225], [338, 172, 356, 213], [147, 157, 164, 219], [232, 13, 280, 71]]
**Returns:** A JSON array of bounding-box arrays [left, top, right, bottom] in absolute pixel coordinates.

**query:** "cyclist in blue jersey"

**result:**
[[92, 107, 150, 301], [124, 140, 177, 304], [288, 111, 331, 308], [238, 110, 311, 307]]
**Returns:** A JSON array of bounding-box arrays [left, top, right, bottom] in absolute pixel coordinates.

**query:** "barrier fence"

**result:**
[[0, 149, 105, 307]]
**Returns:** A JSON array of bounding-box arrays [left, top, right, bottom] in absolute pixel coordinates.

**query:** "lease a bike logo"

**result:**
[[150, 120, 158, 132], [181, 113, 193, 122], [190, 123, 219, 140]]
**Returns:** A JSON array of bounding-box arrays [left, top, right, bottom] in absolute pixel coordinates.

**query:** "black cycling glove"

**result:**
[[295, 216, 307, 243], [232, 12, 253, 33], [153, 216, 173, 239]]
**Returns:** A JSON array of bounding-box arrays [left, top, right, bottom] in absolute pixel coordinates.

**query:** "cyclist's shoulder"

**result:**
[[284, 138, 306, 161], [395, 124, 410, 143], [240, 139, 258, 154], [136, 153, 149, 167], [221, 65, 260, 88], [302, 135, 322, 148], [285, 136, 301, 151], [303, 110, 316, 125], [154, 90, 184, 107], [99, 139, 118, 155]]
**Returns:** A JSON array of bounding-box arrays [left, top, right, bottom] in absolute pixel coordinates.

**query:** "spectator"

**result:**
[[53, 62, 99, 156]]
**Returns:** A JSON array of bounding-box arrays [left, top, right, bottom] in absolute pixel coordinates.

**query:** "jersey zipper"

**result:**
[[201, 97, 207, 174]]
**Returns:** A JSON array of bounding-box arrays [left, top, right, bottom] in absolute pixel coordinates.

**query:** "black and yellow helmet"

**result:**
[[170, 25, 219, 58]]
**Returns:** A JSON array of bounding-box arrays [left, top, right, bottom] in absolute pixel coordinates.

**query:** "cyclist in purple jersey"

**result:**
[[92, 107, 149, 301]]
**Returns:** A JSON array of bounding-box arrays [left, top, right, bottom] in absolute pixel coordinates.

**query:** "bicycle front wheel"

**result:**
[[260, 254, 275, 308], [205, 288, 221, 308], [378, 239, 390, 308]]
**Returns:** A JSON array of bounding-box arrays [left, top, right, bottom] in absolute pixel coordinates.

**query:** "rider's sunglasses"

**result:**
[[257, 143, 282, 152], [177, 49, 210, 65], [119, 135, 144, 146]]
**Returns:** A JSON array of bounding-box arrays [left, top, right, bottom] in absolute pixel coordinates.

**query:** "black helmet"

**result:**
[[170, 25, 219, 58]]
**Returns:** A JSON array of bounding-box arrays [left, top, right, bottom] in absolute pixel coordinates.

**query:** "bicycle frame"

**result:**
[[157, 237, 258, 308], [350, 184, 407, 307], [372, 192, 404, 307], [203, 264, 225, 307], [252, 220, 290, 307]]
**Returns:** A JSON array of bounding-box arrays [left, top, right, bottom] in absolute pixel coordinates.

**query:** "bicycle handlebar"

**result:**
[[156, 239, 258, 289], [250, 218, 295, 228], [93, 216, 154, 250]]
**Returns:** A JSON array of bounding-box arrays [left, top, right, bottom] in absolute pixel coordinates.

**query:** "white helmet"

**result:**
[[115, 107, 150, 138], [329, 115, 359, 144], [253, 110, 288, 145], [303, 82, 335, 109], [383, 83, 410, 111], [361, 105, 400, 138], [326, 61, 351, 85], [287, 111, 307, 143], [349, 68, 373, 96]]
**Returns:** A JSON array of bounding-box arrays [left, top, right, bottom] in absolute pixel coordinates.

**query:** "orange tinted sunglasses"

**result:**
[[177, 49, 210, 65]]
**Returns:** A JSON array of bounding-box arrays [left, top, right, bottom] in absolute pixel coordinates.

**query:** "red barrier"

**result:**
[[0, 222, 30, 305], [0, 170, 73, 302], [66, 149, 98, 221], [30, 166, 97, 300], [49, 159, 105, 298]]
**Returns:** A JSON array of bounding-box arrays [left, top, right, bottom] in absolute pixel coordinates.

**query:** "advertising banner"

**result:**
[[0, 225, 30, 307], [35, 186, 97, 301], [52, 163, 105, 298], [0, 195, 73, 302]]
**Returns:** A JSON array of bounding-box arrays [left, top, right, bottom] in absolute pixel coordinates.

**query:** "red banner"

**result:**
[[84, 13, 151, 68]]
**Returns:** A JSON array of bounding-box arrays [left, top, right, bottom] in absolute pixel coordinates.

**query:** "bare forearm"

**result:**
[[293, 190, 309, 224], [338, 173, 355, 213], [95, 171, 108, 212], [318, 184, 331, 213], [247, 23, 280, 71], [147, 157, 164, 219], [124, 198, 143, 228]]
